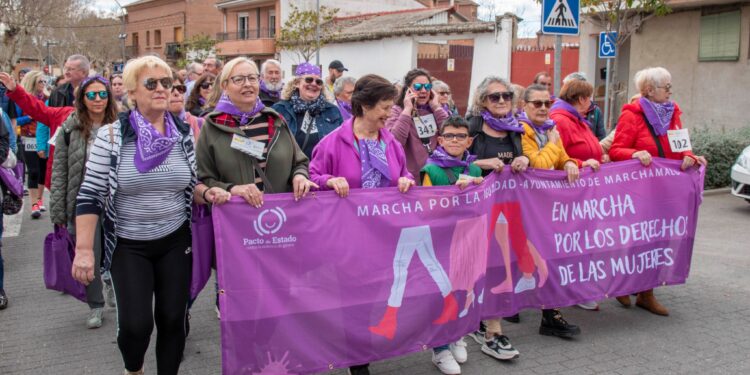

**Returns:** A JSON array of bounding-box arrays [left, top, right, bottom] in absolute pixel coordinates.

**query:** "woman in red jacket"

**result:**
[[549, 79, 602, 172], [609, 67, 706, 316]]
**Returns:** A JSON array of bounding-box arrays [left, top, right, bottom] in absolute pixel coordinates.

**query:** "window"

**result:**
[[238, 12, 249, 39], [155, 30, 161, 46], [269, 10, 276, 38], [132, 32, 139, 46], [146, 30, 150, 46], [174, 27, 184, 43], [699, 10, 741, 61]]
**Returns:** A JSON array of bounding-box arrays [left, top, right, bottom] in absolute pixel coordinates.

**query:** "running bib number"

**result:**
[[22, 137, 37, 152], [667, 128, 692, 153], [413, 114, 437, 138]]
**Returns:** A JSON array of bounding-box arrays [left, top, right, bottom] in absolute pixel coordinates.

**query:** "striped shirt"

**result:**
[[214, 113, 272, 189], [114, 143, 192, 240]]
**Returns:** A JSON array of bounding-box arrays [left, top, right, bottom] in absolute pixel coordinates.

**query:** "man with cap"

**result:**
[[326, 60, 347, 94]]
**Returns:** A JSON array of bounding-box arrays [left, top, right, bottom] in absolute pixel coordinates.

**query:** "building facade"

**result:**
[[215, 0, 281, 65]]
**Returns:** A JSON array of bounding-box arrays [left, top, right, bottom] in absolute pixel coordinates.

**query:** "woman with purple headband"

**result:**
[[0, 72, 119, 328]]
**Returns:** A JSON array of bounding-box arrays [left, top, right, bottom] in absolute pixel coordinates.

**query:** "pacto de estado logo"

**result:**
[[254, 207, 287, 236]]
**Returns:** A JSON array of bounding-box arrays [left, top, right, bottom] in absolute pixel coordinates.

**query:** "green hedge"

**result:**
[[691, 126, 750, 189]]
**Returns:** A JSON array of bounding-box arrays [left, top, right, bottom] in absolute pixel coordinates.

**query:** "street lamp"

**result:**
[[45, 41, 58, 75]]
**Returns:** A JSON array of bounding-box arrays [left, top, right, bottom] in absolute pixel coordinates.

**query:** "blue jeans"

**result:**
[[0, 206, 4, 291], [433, 344, 450, 354]]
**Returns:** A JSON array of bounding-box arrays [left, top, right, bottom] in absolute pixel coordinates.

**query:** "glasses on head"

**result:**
[[199, 81, 214, 90], [229, 74, 259, 85], [172, 84, 187, 94], [303, 76, 324, 86], [528, 100, 552, 109], [486, 91, 514, 103], [143, 77, 173, 91], [412, 83, 432, 92], [658, 84, 672, 92], [84, 91, 109, 100], [437, 91, 451, 96], [440, 133, 469, 141]]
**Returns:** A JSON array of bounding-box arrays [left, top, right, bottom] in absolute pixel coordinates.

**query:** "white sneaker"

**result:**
[[514, 276, 536, 294], [86, 307, 104, 329], [449, 337, 468, 364], [103, 283, 116, 308], [432, 349, 461, 374], [577, 301, 600, 311]]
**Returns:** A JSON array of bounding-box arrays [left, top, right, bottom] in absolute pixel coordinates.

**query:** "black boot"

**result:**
[[503, 313, 520, 323], [539, 309, 580, 338], [348, 364, 370, 375]]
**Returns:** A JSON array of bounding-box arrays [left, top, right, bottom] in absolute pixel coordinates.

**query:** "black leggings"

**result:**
[[23, 150, 47, 189], [110, 222, 192, 374]]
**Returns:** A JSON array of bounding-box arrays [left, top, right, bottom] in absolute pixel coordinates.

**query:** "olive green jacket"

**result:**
[[196, 107, 309, 193]]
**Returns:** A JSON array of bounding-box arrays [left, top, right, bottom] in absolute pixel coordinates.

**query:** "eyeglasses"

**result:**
[[539, 82, 553, 87], [143, 77, 173, 91], [172, 84, 187, 94], [303, 76, 324, 86], [486, 91, 514, 103], [437, 91, 451, 96], [657, 84, 672, 92], [412, 83, 432, 92], [528, 100, 552, 109], [199, 81, 214, 90], [440, 133, 469, 141], [229, 74, 259, 85], [84, 91, 109, 100]]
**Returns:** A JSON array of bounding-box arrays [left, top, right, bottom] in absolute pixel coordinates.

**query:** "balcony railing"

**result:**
[[217, 28, 275, 41], [166, 42, 181, 60]]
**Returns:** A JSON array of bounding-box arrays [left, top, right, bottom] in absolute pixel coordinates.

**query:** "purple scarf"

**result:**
[[260, 80, 282, 99], [416, 103, 433, 112], [639, 97, 674, 136], [337, 99, 352, 121], [198, 97, 206, 107], [551, 99, 591, 127], [128, 109, 180, 173], [427, 146, 476, 174], [214, 93, 265, 125], [517, 111, 555, 132], [359, 139, 391, 189], [481, 110, 524, 133]]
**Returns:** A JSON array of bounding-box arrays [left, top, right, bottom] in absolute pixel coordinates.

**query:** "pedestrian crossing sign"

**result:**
[[542, 0, 580, 35]]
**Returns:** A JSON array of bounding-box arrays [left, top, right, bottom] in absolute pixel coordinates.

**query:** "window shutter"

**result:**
[[699, 10, 741, 61]]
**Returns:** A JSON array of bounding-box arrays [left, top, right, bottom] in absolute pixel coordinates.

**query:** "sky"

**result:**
[[92, 0, 543, 36]]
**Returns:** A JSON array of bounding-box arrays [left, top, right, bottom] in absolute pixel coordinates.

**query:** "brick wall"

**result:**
[[510, 48, 579, 88]]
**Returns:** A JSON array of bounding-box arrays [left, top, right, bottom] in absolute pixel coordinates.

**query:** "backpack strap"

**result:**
[[442, 167, 459, 185], [641, 114, 665, 158]]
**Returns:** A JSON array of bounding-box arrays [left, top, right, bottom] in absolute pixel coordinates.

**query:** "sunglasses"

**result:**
[[412, 83, 432, 92], [84, 91, 109, 100], [487, 91, 514, 103], [199, 81, 214, 90], [143, 77, 173, 91], [528, 100, 552, 109], [303, 76, 324, 86], [172, 84, 187, 94], [440, 133, 469, 141]]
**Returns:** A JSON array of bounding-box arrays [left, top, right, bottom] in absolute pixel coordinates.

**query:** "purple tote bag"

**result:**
[[43, 226, 87, 302], [190, 203, 215, 300]]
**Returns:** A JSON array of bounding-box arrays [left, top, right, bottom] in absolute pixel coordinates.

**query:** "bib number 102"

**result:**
[[667, 129, 692, 153]]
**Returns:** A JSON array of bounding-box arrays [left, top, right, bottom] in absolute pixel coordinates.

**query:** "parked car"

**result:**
[[730, 145, 750, 203]]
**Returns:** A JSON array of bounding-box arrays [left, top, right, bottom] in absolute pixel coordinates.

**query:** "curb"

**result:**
[[703, 187, 731, 197]]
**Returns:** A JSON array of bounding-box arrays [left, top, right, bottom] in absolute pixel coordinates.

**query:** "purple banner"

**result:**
[[212, 159, 704, 374]]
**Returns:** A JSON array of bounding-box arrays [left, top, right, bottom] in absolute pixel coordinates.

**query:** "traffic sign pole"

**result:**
[[554, 35, 562, 95], [604, 58, 611, 130]]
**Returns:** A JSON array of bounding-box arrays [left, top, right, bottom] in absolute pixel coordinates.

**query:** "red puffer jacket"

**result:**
[[550, 107, 603, 163], [609, 101, 695, 162]]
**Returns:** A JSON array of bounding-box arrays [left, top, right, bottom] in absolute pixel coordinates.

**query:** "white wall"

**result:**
[[467, 16, 514, 105], [282, 0, 425, 21]]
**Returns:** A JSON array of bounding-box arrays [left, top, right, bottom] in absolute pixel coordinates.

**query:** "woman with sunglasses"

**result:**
[[432, 80, 459, 116], [385, 68, 448, 182], [168, 76, 203, 140], [15, 70, 49, 219], [0, 72, 119, 328], [71, 56, 227, 375], [186, 73, 215, 116], [272, 62, 343, 158]]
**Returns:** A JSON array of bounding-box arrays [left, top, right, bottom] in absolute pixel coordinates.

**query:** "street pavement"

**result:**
[[1, 192, 749, 375]]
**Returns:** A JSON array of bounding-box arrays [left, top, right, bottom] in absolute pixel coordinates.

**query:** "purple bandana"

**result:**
[[337, 99, 352, 121], [481, 110, 524, 133], [551, 99, 591, 127], [128, 109, 180, 173], [214, 93, 265, 125], [359, 139, 391, 189], [427, 146, 476, 174], [416, 103, 433, 112], [259, 80, 282, 99], [82, 75, 109, 88], [198, 97, 206, 107], [295, 63, 321, 77], [639, 97, 674, 136], [517, 111, 555, 132], [441, 104, 451, 114]]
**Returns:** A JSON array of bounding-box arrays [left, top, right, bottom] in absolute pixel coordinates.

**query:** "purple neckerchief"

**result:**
[[481, 110, 524, 133], [337, 99, 352, 121], [128, 109, 180, 173], [198, 97, 206, 107], [359, 138, 391, 189], [35, 93, 46, 101], [82, 75, 109, 88], [441, 104, 451, 114], [551, 99, 591, 127], [416, 103, 433, 112], [517, 111, 554, 132], [427, 146, 476, 174], [177, 109, 187, 122], [214, 93, 265, 125], [639, 97, 674, 136], [260, 80, 282, 98]]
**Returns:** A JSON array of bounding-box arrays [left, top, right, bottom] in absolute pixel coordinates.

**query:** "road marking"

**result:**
[[3, 201, 24, 238]]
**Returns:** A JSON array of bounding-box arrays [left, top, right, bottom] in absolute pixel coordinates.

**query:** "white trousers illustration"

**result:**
[[387, 225, 452, 307]]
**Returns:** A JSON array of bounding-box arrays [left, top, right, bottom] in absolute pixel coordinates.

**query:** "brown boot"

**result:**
[[636, 289, 669, 316], [615, 295, 632, 307]]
